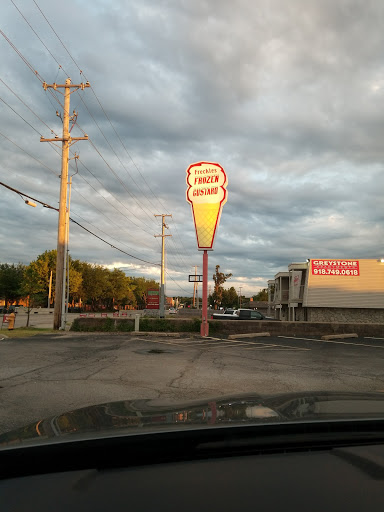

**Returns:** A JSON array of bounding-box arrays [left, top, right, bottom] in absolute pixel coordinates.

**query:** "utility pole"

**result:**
[[192, 266, 199, 307], [154, 214, 172, 318], [239, 286, 243, 308], [41, 78, 89, 330]]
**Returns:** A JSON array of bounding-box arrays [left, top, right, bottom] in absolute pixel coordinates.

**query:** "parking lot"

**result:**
[[1, 331, 384, 434]]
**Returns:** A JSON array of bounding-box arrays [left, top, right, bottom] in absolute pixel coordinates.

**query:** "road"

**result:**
[[1, 332, 384, 434]]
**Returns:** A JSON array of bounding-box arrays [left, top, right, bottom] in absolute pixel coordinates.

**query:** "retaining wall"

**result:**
[[71, 317, 384, 337]]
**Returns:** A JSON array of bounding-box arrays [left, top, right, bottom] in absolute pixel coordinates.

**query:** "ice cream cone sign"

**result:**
[[186, 162, 228, 250]]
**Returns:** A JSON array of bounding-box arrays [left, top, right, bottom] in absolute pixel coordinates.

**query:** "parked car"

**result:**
[[212, 309, 266, 320], [168, 307, 177, 314]]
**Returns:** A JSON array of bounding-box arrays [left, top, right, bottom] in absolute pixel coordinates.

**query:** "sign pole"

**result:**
[[201, 250, 209, 337], [186, 162, 228, 338]]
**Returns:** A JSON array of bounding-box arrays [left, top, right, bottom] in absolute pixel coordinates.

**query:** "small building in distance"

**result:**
[[268, 259, 384, 323]]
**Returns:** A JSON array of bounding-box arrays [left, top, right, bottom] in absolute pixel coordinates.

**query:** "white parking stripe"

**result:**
[[136, 337, 310, 351], [136, 338, 189, 347], [243, 343, 310, 351], [365, 337, 384, 340], [278, 336, 384, 349], [203, 342, 269, 349]]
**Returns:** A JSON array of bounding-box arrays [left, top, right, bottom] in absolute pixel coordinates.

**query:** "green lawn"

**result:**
[[0, 327, 56, 338]]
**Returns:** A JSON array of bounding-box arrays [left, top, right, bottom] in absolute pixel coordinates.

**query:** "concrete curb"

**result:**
[[228, 332, 270, 339], [132, 332, 182, 337], [321, 333, 358, 340]]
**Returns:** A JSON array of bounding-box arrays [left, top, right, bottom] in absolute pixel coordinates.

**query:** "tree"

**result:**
[[106, 269, 134, 309], [75, 263, 110, 310], [0, 263, 25, 307], [221, 286, 238, 308], [212, 265, 232, 309], [22, 263, 47, 326], [130, 277, 159, 309], [25, 250, 82, 308], [253, 288, 268, 301], [33, 250, 57, 303]]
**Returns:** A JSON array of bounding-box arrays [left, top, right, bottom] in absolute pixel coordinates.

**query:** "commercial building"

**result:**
[[268, 259, 384, 323]]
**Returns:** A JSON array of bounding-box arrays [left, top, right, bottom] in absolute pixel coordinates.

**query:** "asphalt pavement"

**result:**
[[1, 331, 384, 434]]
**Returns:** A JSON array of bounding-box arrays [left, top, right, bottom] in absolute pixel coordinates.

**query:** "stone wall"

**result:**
[[209, 320, 384, 337], [307, 307, 384, 323]]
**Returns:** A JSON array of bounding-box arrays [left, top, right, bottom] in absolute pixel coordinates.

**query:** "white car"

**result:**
[[168, 307, 177, 314]]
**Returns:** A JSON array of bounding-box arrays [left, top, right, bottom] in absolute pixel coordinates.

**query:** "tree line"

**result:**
[[0, 250, 159, 311]]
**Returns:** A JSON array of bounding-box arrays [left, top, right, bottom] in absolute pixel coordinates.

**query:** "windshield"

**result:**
[[1, 0, 384, 440]]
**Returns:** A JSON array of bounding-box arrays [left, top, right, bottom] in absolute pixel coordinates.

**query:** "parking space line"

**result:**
[[134, 336, 309, 351], [278, 336, 384, 349], [365, 337, 384, 340], [243, 343, 310, 351], [136, 338, 191, 347], [203, 341, 270, 349]]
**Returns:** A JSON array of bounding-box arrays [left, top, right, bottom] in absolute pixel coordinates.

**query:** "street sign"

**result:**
[[186, 162, 228, 251], [189, 275, 203, 282]]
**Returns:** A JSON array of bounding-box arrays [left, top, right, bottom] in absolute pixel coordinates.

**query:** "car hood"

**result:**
[[1, 391, 384, 448]]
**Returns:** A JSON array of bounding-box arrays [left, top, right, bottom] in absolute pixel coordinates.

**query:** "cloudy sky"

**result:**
[[1, 0, 384, 297]]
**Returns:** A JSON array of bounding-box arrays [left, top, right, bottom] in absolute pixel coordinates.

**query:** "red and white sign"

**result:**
[[186, 162, 228, 250], [311, 259, 360, 276], [146, 288, 160, 309]]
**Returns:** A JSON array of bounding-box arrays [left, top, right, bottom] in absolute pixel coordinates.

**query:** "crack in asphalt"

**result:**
[[168, 351, 204, 389]]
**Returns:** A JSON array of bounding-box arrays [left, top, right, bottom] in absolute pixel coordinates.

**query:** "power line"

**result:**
[[74, 92, 159, 224], [165, 270, 193, 295], [69, 188, 157, 252], [0, 78, 155, 243], [0, 77, 60, 136], [1, 29, 155, 238], [0, 95, 42, 135], [74, 158, 155, 236], [2, 10, 193, 272], [0, 181, 160, 267], [10, 0, 66, 73], [0, 131, 59, 177], [0, 29, 44, 82], [29, 2, 194, 264]]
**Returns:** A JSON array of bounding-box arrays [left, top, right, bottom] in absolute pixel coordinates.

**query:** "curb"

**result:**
[[132, 332, 182, 337], [228, 332, 270, 340], [321, 333, 358, 340]]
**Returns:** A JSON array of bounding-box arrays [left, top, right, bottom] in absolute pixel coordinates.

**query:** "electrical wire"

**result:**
[[0, 30, 157, 238], [0, 76, 156, 243], [0, 131, 59, 177], [0, 77, 59, 137], [2, 11, 194, 275], [30, 1, 195, 264], [0, 181, 160, 267]]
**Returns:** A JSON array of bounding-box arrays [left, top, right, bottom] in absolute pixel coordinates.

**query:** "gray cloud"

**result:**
[[1, 0, 384, 296]]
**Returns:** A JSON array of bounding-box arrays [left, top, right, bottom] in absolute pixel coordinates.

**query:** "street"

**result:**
[[1, 332, 384, 434]]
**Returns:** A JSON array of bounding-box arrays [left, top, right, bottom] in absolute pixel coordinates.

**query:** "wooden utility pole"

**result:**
[[154, 214, 172, 318], [41, 78, 90, 329]]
